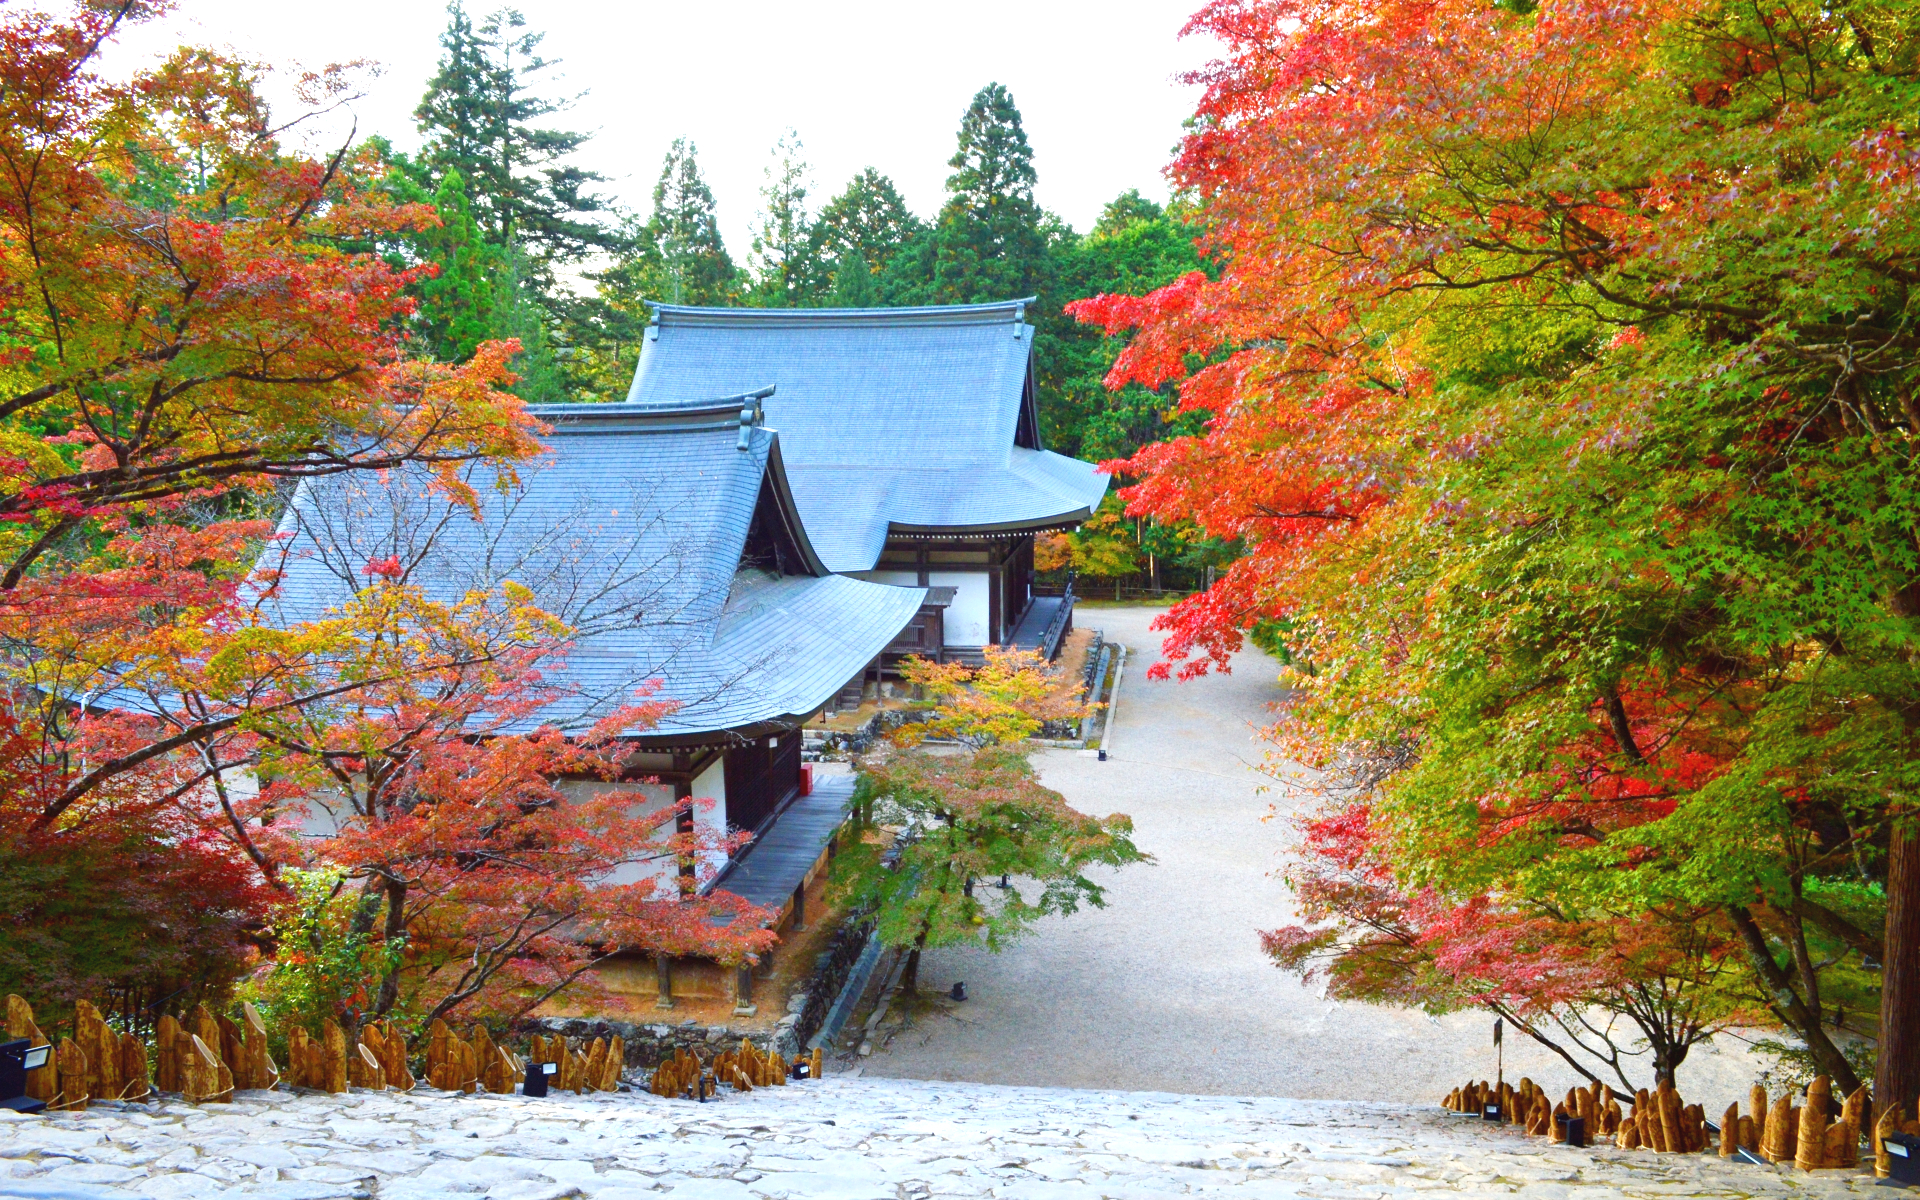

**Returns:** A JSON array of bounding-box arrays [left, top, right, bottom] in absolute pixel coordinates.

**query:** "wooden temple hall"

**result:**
[[262, 300, 1106, 1016], [630, 300, 1110, 672]]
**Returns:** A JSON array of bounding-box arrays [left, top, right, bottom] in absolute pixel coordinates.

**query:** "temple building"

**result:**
[[626, 300, 1109, 673], [262, 394, 923, 1009], [264, 299, 1111, 1015]]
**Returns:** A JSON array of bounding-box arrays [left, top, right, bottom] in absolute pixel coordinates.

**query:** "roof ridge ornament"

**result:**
[[1013, 301, 1026, 337], [737, 384, 774, 450]]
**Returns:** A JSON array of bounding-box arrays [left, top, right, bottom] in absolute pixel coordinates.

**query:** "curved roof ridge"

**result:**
[[650, 299, 1039, 328], [530, 385, 774, 429]]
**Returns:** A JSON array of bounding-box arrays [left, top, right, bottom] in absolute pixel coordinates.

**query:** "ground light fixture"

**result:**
[[0, 1038, 50, 1114], [1885, 1132, 1920, 1187], [1554, 1112, 1587, 1148], [522, 1058, 558, 1097]]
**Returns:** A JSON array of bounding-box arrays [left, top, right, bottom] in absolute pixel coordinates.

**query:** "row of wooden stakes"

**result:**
[[1723, 1077, 1920, 1178], [1445, 1073, 1920, 1177], [260, 1018, 627, 1097], [1449, 1077, 1754, 1154], [6, 995, 152, 1109], [4, 994, 629, 1107], [647, 1041, 825, 1097]]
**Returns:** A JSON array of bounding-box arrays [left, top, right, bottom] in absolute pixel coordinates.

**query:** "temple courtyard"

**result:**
[[861, 606, 1772, 1102], [0, 608, 1827, 1200]]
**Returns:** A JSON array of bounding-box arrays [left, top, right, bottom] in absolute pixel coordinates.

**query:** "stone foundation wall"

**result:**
[[523, 1016, 790, 1075], [526, 907, 877, 1074], [804, 708, 930, 760]]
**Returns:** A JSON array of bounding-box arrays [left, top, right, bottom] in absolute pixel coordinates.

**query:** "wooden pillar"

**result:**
[[791, 882, 807, 932], [987, 565, 1002, 646], [654, 955, 674, 1010], [733, 965, 756, 1017]]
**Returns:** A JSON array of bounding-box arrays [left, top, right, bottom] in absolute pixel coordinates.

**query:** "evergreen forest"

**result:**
[[384, 5, 1202, 471]]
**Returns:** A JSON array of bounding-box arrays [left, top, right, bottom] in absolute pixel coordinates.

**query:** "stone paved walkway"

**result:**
[[0, 1079, 1886, 1200], [864, 606, 1771, 1102]]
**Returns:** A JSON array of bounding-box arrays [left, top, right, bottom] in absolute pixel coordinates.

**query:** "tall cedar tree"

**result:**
[[813, 168, 925, 301], [747, 129, 818, 307], [412, 170, 501, 361], [1074, 0, 1920, 1104], [644, 138, 741, 306], [927, 83, 1051, 306], [414, 3, 615, 291], [570, 142, 738, 397]]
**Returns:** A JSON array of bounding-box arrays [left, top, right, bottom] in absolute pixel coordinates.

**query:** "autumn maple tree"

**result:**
[[220, 568, 772, 1033], [835, 648, 1145, 995], [1074, 0, 1920, 1100], [0, 1, 773, 1029]]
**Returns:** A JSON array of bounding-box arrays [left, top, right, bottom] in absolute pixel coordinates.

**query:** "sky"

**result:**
[[110, 0, 1222, 260]]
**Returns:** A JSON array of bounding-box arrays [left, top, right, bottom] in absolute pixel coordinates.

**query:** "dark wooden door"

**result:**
[[723, 730, 803, 838]]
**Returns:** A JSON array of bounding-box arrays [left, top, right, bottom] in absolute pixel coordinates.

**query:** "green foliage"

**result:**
[[484, 247, 570, 403], [812, 167, 924, 298], [747, 129, 818, 307], [833, 650, 1145, 992], [1058, 494, 1142, 580], [640, 138, 743, 307], [833, 747, 1147, 992], [1042, 191, 1209, 460], [239, 869, 408, 1037], [924, 82, 1052, 307], [413, 170, 503, 361], [414, 2, 615, 288], [0, 824, 263, 1019]]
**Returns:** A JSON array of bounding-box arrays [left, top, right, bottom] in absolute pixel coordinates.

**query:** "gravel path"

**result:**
[[0, 1076, 1884, 1200], [862, 606, 1770, 1106]]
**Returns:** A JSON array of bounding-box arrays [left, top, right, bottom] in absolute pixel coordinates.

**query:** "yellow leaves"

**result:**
[[896, 646, 1090, 748]]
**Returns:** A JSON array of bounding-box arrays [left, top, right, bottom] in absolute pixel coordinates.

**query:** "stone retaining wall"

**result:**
[[803, 708, 930, 760], [527, 907, 877, 1073]]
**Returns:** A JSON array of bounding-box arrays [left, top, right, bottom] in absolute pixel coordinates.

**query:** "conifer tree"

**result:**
[[814, 167, 924, 301], [412, 170, 502, 361], [831, 255, 878, 307], [930, 83, 1051, 305], [414, 3, 614, 291], [485, 249, 569, 404], [748, 128, 817, 307], [644, 139, 740, 306]]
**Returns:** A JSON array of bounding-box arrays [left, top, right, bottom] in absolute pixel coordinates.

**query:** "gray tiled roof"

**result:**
[[258, 401, 925, 738], [627, 301, 1110, 572]]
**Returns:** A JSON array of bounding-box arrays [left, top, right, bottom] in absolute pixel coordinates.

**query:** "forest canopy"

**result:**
[[1071, 0, 1920, 1113]]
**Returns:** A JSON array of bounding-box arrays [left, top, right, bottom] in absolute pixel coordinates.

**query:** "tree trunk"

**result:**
[[1729, 904, 1863, 1094], [899, 928, 929, 996], [1879, 809, 1920, 1118], [1651, 1037, 1688, 1087], [373, 876, 408, 1018]]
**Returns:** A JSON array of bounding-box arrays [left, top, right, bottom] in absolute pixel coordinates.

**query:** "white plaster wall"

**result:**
[[691, 756, 727, 877], [849, 567, 991, 647], [557, 778, 677, 893], [930, 570, 990, 647], [854, 569, 920, 588]]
